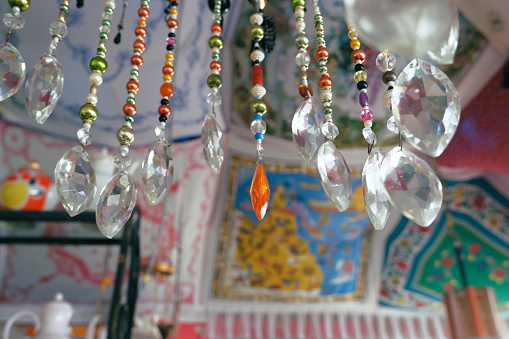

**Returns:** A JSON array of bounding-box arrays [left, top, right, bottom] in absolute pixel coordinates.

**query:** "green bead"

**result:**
[[213, 19, 221, 25], [102, 20, 111, 27], [315, 22, 323, 28], [130, 69, 139, 77], [207, 74, 222, 89], [209, 36, 223, 49], [213, 8, 220, 14], [250, 99, 267, 115], [79, 103, 98, 122], [314, 15, 323, 22], [249, 25, 264, 41], [291, 0, 305, 10], [324, 107, 333, 115], [59, 4, 69, 12], [126, 97, 135, 104], [141, 0, 149, 5], [212, 53, 220, 60], [117, 125, 135, 146], [296, 17, 304, 22], [96, 51, 106, 58], [320, 66, 328, 73], [125, 116, 134, 123], [90, 56, 108, 74], [294, 32, 309, 49], [104, 7, 113, 14], [99, 32, 108, 40], [8, 0, 30, 11]]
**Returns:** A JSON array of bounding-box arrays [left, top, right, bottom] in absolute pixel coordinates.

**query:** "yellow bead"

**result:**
[[348, 30, 357, 40], [138, 19, 146, 27], [170, 8, 178, 15], [163, 74, 172, 82], [353, 70, 367, 83], [165, 60, 173, 66], [350, 39, 361, 49], [347, 24, 353, 30], [166, 52, 174, 60]]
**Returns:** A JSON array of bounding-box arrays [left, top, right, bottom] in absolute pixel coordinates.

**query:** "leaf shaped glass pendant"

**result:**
[[392, 58, 461, 157], [54, 146, 97, 216], [362, 148, 392, 230], [201, 114, 224, 174], [0, 43, 25, 102], [380, 147, 443, 226], [317, 141, 352, 212], [142, 140, 174, 205], [96, 170, 137, 239], [291, 97, 324, 163], [25, 53, 64, 124], [250, 163, 270, 220]]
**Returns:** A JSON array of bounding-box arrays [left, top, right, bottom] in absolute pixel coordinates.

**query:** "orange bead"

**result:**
[[138, 8, 149, 18], [167, 19, 178, 29], [123, 103, 136, 115], [351, 49, 366, 63], [316, 46, 329, 59], [160, 83, 175, 98], [162, 65, 174, 76], [210, 61, 221, 71], [138, 19, 146, 27], [298, 85, 313, 98], [126, 79, 139, 92], [318, 74, 332, 88], [211, 23, 222, 33], [133, 40, 145, 52], [134, 27, 147, 38], [158, 105, 171, 116], [250, 163, 270, 221], [131, 55, 143, 67]]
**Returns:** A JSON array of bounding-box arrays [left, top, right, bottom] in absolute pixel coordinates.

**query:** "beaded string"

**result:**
[[2, 0, 30, 44], [375, 50, 400, 141], [206, 0, 225, 114], [47, 1, 70, 55], [292, 1, 312, 99]]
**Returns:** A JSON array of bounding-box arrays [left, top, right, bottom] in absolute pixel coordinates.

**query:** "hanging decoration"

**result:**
[[201, 0, 229, 174], [24, 0, 68, 124], [0, 0, 29, 102], [96, 0, 153, 239], [54, 0, 117, 217], [141, 0, 177, 206]]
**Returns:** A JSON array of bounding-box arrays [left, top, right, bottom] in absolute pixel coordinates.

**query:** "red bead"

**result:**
[[162, 65, 174, 76], [299, 85, 313, 98], [160, 83, 175, 98], [316, 46, 329, 59], [210, 61, 221, 71], [158, 105, 171, 116], [123, 103, 136, 115], [252, 65, 263, 86], [167, 19, 178, 29], [318, 74, 332, 88], [138, 8, 149, 18], [134, 27, 147, 38], [126, 79, 139, 92], [133, 40, 145, 52], [351, 49, 366, 63], [131, 55, 143, 67], [211, 23, 222, 33]]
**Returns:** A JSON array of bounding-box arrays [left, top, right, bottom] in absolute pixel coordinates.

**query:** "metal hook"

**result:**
[[398, 132, 402, 151], [367, 140, 374, 155]]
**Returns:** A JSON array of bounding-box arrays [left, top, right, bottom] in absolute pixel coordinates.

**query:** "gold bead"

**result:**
[[350, 39, 361, 49], [117, 125, 135, 146], [138, 19, 146, 27], [79, 103, 98, 122], [348, 30, 357, 40], [8, 0, 30, 12], [353, 70, 367, 83], [170, 8, 178, 15], [163, 74, 172, 82], [166, 52, 174, 60]]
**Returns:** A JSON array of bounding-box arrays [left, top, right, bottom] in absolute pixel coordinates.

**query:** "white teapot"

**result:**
[[3, 292, 102, 339]]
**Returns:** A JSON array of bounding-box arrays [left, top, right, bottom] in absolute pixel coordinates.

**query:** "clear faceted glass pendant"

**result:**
[[96, 170, 137, 239], [25, 53, 64, 124], [317, 141, 352, 212], [291, 97, 324, 163], [380, 147, 443, 226], [54, 146, 97, 216], [362, 148, 392, 230], [201, 114, 224, 174], [0, 43, 26, 102], [250, 163, 270, 220], [142, 140, 174, 205], [392, 58, 461, 157], [427, 8, 459, 65]]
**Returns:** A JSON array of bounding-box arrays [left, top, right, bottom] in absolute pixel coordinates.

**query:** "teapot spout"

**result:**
[[86, 314, 102, 339], [3, 311, 41, 339]]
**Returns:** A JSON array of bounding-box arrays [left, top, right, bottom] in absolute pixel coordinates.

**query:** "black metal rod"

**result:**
[[453, 244, 469, 287], [0, 237, 121, 245], [0, 210, 97, 222]]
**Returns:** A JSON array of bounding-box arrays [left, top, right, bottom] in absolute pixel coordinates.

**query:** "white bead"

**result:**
[[212, 31, 221, 36], [294, 7, 304, 18], [83, 122, 92, 130], [211, 69, 219, 75], [211, 87, 218, 93], [12, 6, 20, 14], [211, 47, 220, 54], [302, 79, 308, 86], [321, 90, 332, 101], [170, 14, 177, 19], [105, 0, 115, 9], [295, 21, 306, 32], [360, 88, 367, 93], [85, 93, 98, 105], [364, 120, 373, 128], [119, 145, 130, 156], [325, 113, 333, 121], [249, 13, 263, 25], [387, 81, 395, 87], [89, 72, 103, 86], [169, 28, 175, 33], [251, 84, 266, 98], [250, 49, 265, 62]]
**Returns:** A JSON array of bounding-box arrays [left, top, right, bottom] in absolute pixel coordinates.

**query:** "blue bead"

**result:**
[[253, 114, 262, 120], [255, 133, 264, 140]]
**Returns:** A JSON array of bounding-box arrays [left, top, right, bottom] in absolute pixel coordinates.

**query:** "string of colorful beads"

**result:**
[[375, 51, 399, 134], [47, 0, 70, 55], [206, 0, 225, 111], [292, 0, 312, 99]]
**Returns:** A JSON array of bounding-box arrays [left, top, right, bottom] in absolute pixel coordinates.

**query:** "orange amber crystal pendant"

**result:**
[[250, 163, 270, 220]]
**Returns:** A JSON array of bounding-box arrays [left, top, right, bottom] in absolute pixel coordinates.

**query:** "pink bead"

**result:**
[[166, 37, 176, 45], [360, 109, 374, 122]]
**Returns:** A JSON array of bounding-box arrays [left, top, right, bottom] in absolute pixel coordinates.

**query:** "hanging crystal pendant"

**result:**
[[380, 147, 443, 226], [25, 53, 64, 124], [201, 114, 224, 174], [54, 146, 97, 216], [317, 141, 352, 212], [0, 43, 25, 102], [362, 148, 392, 230], [392, 58, 461, 157], [142, 140, 174, 205], [291, 97, 324, 163], [427, 8, 459, 65], [250, 163, 270, 220]]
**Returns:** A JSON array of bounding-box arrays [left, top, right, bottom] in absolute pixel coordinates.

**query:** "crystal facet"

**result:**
[[0, 43, 25, 102], [386, 116, 400, 134], [362, 149, 392, 230], [55, 146, 97, 217], [49, 20, 68, 38], [392, 59, 461, 157], [77, 128, 92, 145], [380, 147, 443, 226], [3, 12, 25, 29], [362, 127, 377, 145], [321, 121, 339, 140], [250, 163, 270, 220], [317, 141, 352, 212], [291, 97, 324, 163], [427, 8, 459, 65], [25, 54, 64, 124], [250, 119, 266, 135], [96, 170, 137, 239], [142, 140, 174, 205], [201, 114, 224, 174], [206, 92, 222, 106], [376, 51, 396, 72]]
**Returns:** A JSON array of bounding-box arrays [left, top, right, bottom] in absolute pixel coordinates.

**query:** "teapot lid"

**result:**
[[42, 292, 73, 316]]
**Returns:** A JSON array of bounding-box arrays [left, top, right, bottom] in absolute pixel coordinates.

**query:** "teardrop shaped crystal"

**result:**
[[380, 147, 443, 226], [96, 170, 137, 239], [317, 141, 352, 212], [0, 43, 25, 102], [201, 114, 224, 174], [55, 146, 97, 217], [25, 54, 64, 124], [292, 97, 324, 163], [362, 149, 392, 230], [392, 59, 461, 157], [142, 140, 174, 205], [250, 163, 271, 220]]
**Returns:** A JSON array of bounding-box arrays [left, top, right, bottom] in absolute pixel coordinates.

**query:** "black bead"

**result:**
[[382, 71, 397, 85], [388, 86, 394, 90], [166, 44, 174, 51], [161, 98, 169, 105], [159, 115, 168, 122], [164, 6, 171, 14], [168, 32, 176, 37], [354, 64, 365, 72], [357, 81, 368, 91], [170, 1, 178, 7]]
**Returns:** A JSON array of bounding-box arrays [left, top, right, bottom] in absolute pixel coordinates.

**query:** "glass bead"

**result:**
[[207, 74, 222, 89], [207, 93, 222, 106], [113, 154, 132, 169], [362, 127, 377, 145], [376, 51, 396, 72], [353, 70, 367, 83], [360, 109, 374, 122], [387, 116, 400, 134], [348, 30, 357, 39], [321, 121, 339, 139], [99, 25, 111, 34], [102, 11, 113, 21], [382, 89, 392, 108], [155, 125, 166, 140], [250, 119, 266, 135], [90, 56, 108, 74], [77, 128, 92, 145], [295, 51, 310, 67], [3, 12, 24, 29]]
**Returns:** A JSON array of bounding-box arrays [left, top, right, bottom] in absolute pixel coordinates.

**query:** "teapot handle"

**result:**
[[2, 310, 41, 339]]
